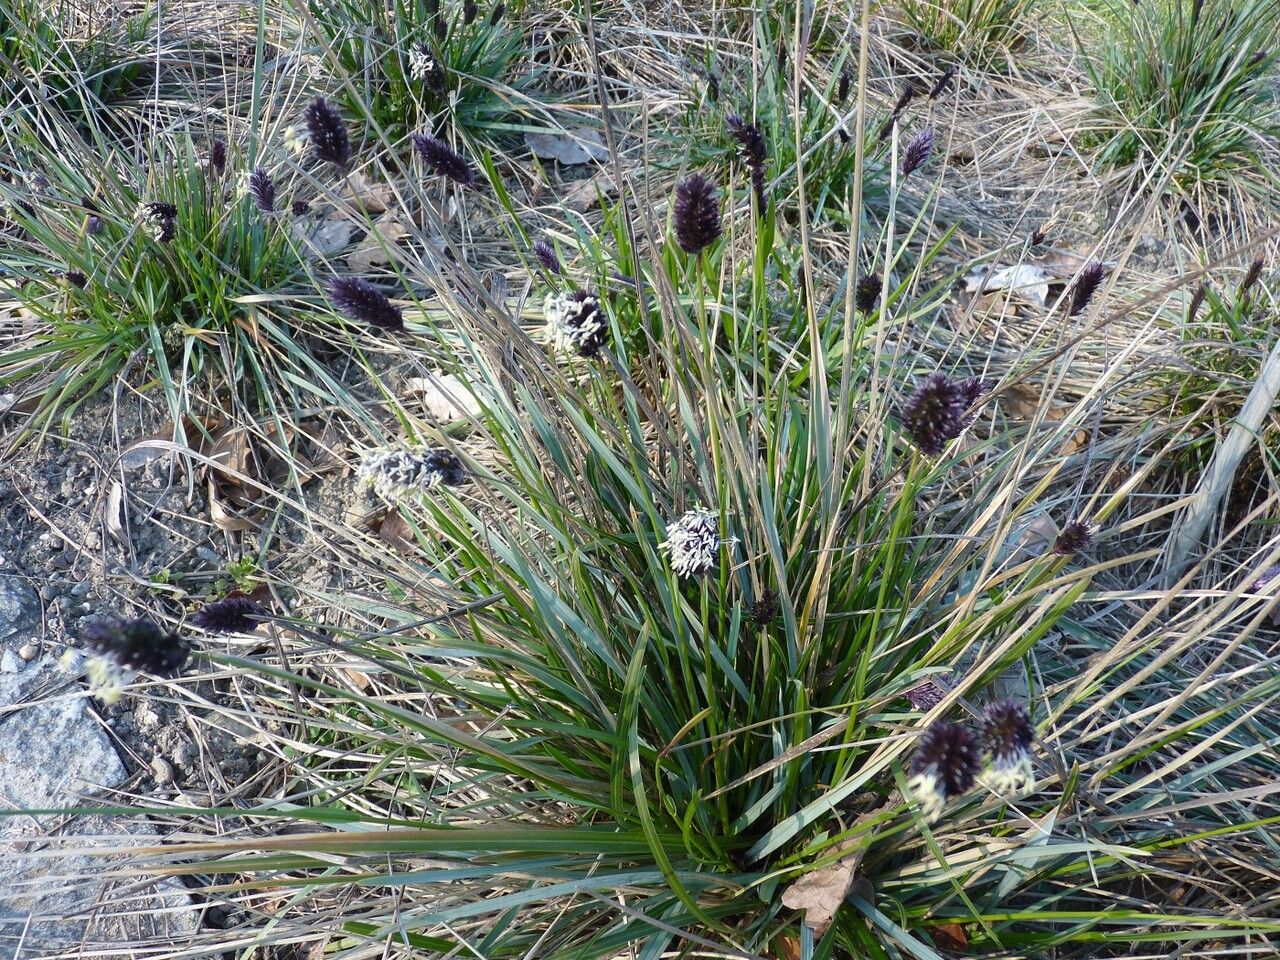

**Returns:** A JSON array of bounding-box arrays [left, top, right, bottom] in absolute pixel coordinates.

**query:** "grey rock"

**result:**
[[0, 649, 19, 673], [0, 576, 38, 641], [0, 685, 199, 954]]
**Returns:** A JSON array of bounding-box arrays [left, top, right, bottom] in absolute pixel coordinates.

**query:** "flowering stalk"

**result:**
[[545, 290, 606, 357], [660, 508, 730, 579], [357, 447, 468, 501], [673, 173, 721, 256], [908, 721, 979, 822], [979, 700, 1035, 796]]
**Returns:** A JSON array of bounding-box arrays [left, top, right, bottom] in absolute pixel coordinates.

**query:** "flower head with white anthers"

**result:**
[[78, 616, 191, 705], [545, 290, 607, 357], [135, 201, 177, 242], [908, 721, 979, 823], [979, 700, 1035, 796], [660, 508, 733, 579], [408, 43, 446, 94], [357, 446, 468, 502]]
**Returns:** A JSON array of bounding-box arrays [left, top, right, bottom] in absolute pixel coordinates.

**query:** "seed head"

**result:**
[[357, 447, 468, 501], [1239, 257, 1265, 298], [1029, 226, 1047, 246], [411, 132, 474, 187], [904, 679, 947, 711], [673, 173, 721, 255], [958, 376, 991, 427], [291, 198, 311, 216], [65, 269, 88, 289], [726, 115, 767, 214], [1187, 283, 1208, 323], [209, 137, 228, 176], [463, 0, 478, 23], [489, 2, 506, 25], [908, 721, 979, 822], [328, 276, 404, 332], [980, 700, 1035, 795], [247, 166, 275, 213], [1052, 519, 1095, 556], [928, 65, 956, 100], [855, 274, 882, 313], [81, 616, 190, 678], [545, 290, 607, 356], [891, 83, 917, 116], [532, 237, 561, 274], [837, 66, 852, 103], [660, 508, 729, 579], [1066, 261, 1105, 316], [192, 593, 267, 634], [901, 372, 968, 456], [1251, 564, 1280, 591], [901, 127, 935, 177], [305, 96, 352, 170], [749, 588, 778, 627]]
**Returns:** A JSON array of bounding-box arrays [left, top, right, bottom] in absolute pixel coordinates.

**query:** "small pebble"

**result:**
[[17, 642, 37, 661], [151, 756, 174, 785]]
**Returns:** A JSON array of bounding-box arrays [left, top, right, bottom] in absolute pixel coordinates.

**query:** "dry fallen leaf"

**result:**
[[774, 933, 802, 960], [1001, 384, 1087, 455], [104, 479, 127, 545], [525, 128, 607, 165], [780, 842, 866, 935], [377, 509, 421, 555], [964, 264, 1052, 306], [933, 922, 969, 951], [404, 370, 486, 423], [346, 215, 411, 272], [563, 172, 617, 212], [203, 422, 312, 532], [296, 217, 355, 259], [341, 170, 395, 214]]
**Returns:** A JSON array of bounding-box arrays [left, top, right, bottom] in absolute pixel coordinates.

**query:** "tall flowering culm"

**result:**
[[908, 721, 979, 822]]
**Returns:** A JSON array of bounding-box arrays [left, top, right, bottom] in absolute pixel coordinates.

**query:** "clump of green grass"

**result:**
[[895, 0, 1034, 64], [1080, 0, 1280, 196], [0, 128, 350, 431], [130, 111, 1280, 956], [0, 0, 155, 132], [294, 0, 527, 146]]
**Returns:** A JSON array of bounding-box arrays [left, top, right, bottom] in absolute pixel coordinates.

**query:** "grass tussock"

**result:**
[[1, 0, 1279, 956]]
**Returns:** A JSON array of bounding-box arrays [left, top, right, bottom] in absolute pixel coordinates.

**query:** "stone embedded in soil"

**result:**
[[0, 587, 200, 955]]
